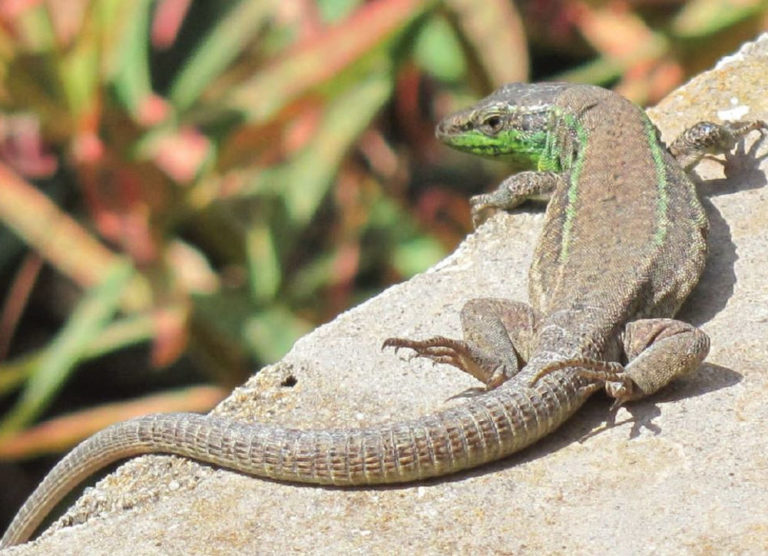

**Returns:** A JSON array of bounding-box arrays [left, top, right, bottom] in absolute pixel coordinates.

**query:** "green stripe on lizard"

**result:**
[[645, 118, 670, 246], [558, 112, 588, 263]]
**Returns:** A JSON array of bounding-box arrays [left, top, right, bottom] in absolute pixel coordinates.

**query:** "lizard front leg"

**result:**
[[383, 298, 539, 389], [669, 120, 768, 171], [470, 171, 564, 226], [532, 318, 709, 409]]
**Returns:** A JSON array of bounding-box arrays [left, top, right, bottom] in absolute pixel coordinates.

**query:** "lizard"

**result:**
[[2, 82, 765, 548]]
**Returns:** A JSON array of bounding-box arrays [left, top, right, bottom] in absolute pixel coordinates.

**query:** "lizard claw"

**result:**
[[381, 338, 400, 352], [383, 335, 514, 389], [382, 337, 426, 356]]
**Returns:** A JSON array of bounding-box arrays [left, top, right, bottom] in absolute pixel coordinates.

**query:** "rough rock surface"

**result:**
[[4, 35, 768, 555]]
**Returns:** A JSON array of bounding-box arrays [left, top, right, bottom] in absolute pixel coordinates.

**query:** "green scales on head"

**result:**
[[435, 83, 575, 172]]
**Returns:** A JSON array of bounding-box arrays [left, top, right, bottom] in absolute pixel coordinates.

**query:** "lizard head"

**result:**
[[436, 82, 570, 170]]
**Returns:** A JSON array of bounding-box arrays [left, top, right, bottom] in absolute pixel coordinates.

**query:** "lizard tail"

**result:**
[[1, 372, 587, 547]]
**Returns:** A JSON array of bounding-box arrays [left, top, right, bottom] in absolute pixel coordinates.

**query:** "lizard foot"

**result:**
[[530, 358, 636, 410], [382, 336, 511, 389], [383, 336, 467, 366]]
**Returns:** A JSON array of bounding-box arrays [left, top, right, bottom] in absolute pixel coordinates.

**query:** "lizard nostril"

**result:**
[[435, 120, 451, 139]]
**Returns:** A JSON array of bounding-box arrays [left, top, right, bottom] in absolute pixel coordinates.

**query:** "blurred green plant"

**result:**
[[0, 0, 765, 457]]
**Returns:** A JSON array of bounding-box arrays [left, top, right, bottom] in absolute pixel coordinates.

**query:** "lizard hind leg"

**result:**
[[383, 298, 539, 390], [530, 318, 710, 410], [595, 318, 709, 409], [613, 318, 710, 405]]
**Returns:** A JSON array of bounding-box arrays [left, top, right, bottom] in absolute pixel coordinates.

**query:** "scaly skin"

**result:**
[[1, 373, 595, 547], [4, 83, 761, 548]]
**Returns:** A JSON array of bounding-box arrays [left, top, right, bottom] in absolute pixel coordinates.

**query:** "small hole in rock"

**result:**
[[281, 375, 297, 387]]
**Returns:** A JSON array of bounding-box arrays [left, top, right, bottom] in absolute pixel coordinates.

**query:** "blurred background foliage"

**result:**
[[0, 0, 766, 519]]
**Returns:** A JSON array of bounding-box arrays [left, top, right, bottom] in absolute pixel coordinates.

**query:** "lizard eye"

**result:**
[[482, 115, 503, 134]]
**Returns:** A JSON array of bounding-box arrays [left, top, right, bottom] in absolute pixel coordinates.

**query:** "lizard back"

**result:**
[[528, 85, 708, 361]]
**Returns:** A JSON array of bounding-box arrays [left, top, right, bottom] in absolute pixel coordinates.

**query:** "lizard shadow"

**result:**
[[678, 138, 768, 327], [575, 362, 740, 442], [680, 197, 734, 326], [462, 363, 741, 480], [696, 134, 768, 197]]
